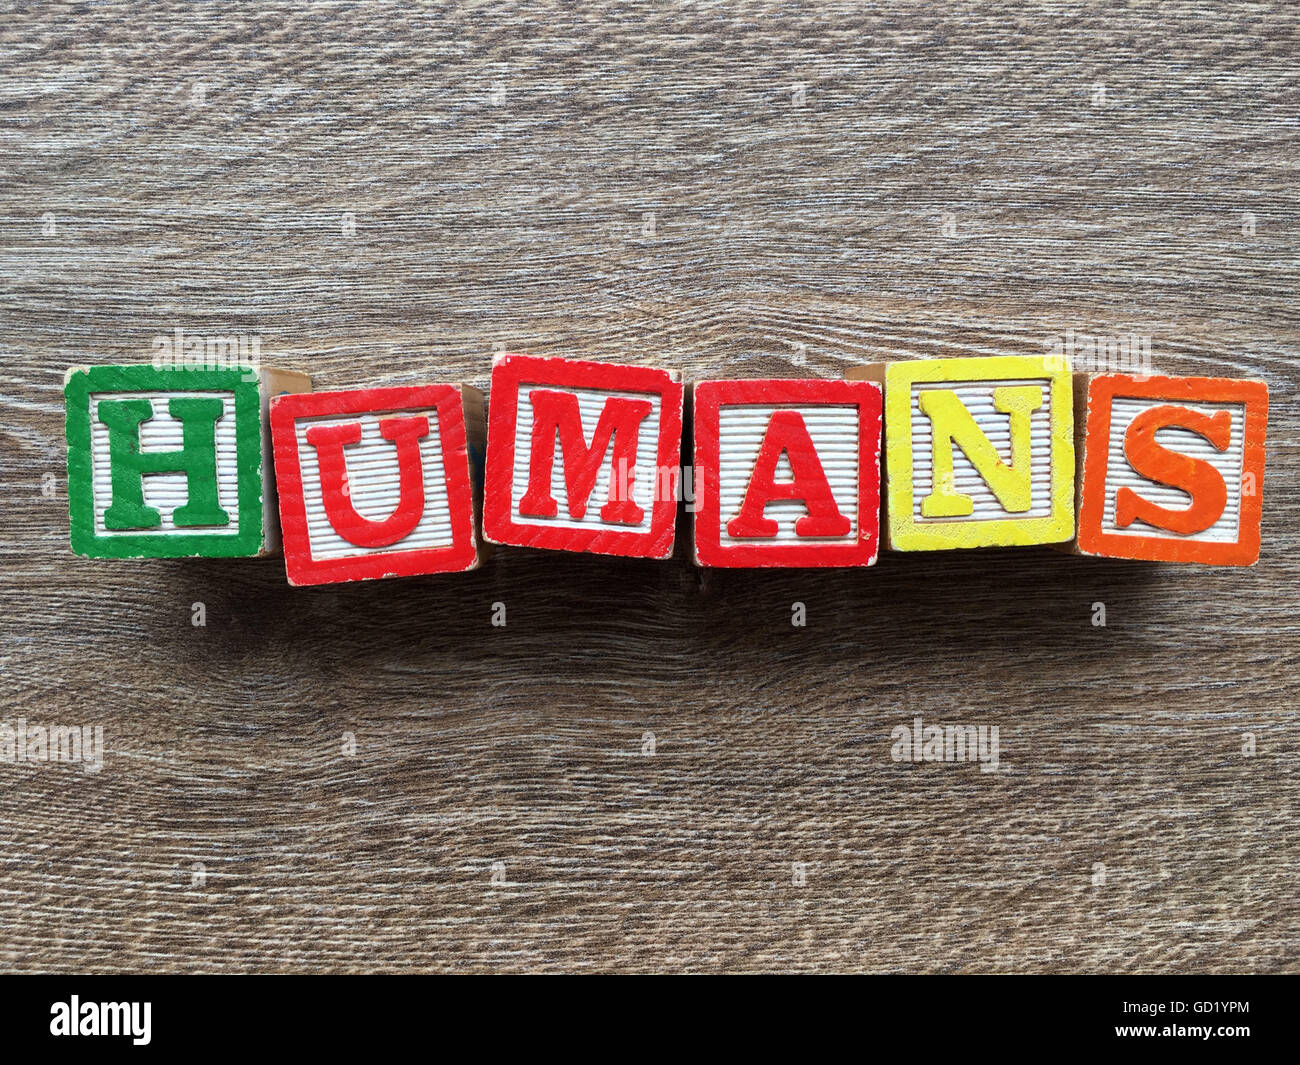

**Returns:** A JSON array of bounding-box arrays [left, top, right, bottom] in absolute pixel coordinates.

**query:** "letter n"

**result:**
[[918, 385, 1042, 518]]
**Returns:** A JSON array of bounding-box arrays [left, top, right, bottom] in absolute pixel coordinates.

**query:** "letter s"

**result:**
[[1116, 405, 1231, 535]]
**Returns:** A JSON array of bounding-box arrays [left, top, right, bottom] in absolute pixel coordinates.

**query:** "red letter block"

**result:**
[[271, 384, 485, 586], [1076, 374, 1268, 565], [483, 353, 684, 558], [693, 379, 883, 567]]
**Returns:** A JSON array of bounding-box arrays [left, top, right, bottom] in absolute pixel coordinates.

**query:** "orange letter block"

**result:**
[[1075, 374, 1268, 565]]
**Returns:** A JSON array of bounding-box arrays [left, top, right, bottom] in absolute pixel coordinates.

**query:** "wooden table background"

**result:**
[[2, 1, 1296, 974]]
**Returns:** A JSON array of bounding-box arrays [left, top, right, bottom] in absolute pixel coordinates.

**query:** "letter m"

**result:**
[[102, 1003, 130, 1037], [518, 389, 652, 525], [50, 725, 81, 763]]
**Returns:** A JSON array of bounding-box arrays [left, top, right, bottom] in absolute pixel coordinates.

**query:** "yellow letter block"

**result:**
[[853, 356, 1074, 551]]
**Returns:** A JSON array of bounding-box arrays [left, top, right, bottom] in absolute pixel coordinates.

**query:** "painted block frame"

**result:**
[[270, 384, 482, 585], [482, 353, 684, 559], [692, 378, 883, 567]]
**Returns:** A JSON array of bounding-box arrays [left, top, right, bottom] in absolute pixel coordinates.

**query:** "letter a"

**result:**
[[726, 410, 850, 538]]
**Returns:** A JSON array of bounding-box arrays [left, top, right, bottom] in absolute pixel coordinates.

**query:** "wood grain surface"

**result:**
[[2, 1, 1297, 973]]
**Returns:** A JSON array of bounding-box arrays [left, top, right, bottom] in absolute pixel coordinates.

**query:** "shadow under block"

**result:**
[[692, 378, 883, 568], [482, 352, 684, 559], [270, 384, 486, 586], [849, 355, 1074, 551], [1074, 373, 1268, 566], [65, 363, 311, 558]]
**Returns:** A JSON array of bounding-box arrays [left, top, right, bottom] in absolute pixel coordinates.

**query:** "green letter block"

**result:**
[[64, 364, 299, 558]]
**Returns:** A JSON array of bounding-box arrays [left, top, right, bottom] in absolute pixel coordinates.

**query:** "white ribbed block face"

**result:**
[[717, 404, 860, 545], [1102, 398, 1246, 543], [89, 390, 240, 536], [293, 408, 453, 560], [910, 377, 1055, 521], [510, 384, 661, 532]]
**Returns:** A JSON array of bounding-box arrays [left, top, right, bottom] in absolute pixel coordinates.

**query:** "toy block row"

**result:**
[[64, 353, 1268, 581]]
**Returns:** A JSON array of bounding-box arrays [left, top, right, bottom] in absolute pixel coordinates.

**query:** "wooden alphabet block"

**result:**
[[1074, 373, 1268, 565], [270, 384, 486, 585], [692, 378, 883, 567], [849, 355, 1074, 550], [482, 353, 684, 558], [65, 363, 310, 558]]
